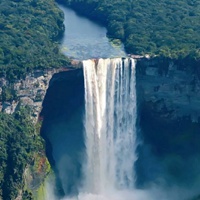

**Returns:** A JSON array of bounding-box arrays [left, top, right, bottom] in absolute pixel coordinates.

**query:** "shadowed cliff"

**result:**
[[40, 69, 84, 197]]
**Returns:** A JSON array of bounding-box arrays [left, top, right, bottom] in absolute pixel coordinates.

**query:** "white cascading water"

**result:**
[[82, 58, 137, 196]]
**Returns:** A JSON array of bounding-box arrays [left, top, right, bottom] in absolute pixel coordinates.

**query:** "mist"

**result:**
[[43, 126, 200, 200]]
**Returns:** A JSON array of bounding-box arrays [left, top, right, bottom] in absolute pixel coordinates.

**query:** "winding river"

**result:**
[[58, 4, 126, 60]]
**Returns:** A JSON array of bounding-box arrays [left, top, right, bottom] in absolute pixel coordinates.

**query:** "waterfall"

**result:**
[[83, 58, 137, 194]]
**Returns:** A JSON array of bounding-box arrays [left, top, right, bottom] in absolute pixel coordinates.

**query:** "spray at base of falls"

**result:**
[[82, 58, 137, 195]]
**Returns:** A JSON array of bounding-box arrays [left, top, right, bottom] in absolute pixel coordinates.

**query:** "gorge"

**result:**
[[38, 4, 200, 200], [40, 57, 200, 200]]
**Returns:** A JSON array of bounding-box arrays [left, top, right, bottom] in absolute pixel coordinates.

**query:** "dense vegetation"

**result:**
[[1, 0, 200, 199], [0, 0, 69, 80], [59, 0, 200, 59], [0, 106, 47, 200]]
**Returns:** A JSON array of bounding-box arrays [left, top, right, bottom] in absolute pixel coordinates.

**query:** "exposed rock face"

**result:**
[[0, 60, 82, 122], [40, 68, 84, 197], [136, 57, 200, 122], [40, 68, 84, 121], [135, 57, 200, 188], [0, 69, 59, 122]]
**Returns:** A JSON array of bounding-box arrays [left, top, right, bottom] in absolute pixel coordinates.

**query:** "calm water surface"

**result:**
[[58, 5, 126, 60]]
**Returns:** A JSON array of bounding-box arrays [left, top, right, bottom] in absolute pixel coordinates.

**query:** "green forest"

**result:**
[[0, 106, 48, 200], [0, 0, 64, 198], [59, 0, 200, 59], [1, 0, 200, 80], [0, 0, 69, 80]]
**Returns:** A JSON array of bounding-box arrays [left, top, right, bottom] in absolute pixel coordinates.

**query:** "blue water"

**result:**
[[58, 5, 126, 60]]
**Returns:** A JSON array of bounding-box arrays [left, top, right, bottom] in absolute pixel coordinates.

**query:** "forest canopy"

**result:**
[[1, 0, 200, 79], [59, 0, 200, 59], [0, 106, 46, 200], [0, 0, 69, 80]]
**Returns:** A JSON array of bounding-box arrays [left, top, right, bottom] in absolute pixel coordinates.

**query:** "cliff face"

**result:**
[[136, 57, 200, 122], [135, 57, 200, 188], [0, 65, 81, 123], [40, 68, 84, 122], [40, 68, 84, 197], [0, 69, 59, 123]]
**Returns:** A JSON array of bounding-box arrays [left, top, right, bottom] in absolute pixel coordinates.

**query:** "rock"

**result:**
[[136, 57, 200, 121], [71, 60, 83, 68], [0, 78, 7, 87], [0, 68, 62, 123]]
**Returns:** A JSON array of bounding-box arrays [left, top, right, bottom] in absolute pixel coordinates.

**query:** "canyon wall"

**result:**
[[135, 57, 200, 188], [136, 57, 200, 122]]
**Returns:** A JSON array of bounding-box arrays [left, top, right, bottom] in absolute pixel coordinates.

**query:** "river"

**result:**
[[58, 4, 126, 60]]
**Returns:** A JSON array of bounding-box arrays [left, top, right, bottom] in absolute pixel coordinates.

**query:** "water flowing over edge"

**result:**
[[82, 58, 137, 195]]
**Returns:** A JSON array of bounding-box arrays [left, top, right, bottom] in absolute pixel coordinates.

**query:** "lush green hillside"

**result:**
[[0, 106, 48, 200], [0, 0, 69, 80], [59, 0, 200, 59]]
